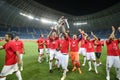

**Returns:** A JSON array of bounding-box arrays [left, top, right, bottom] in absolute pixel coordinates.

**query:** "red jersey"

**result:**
[[3, 40, 18, 65], [86, 40, 95, 52], [95, 41, 104, 53], [60, 37, 70, 54], [119, 49, 120, 56], [14, 40, 24, 54], [80, 38, 86, 48], [37, 38, 44, 49], [49, 36, 59, 49], [106, 40, 120, 56], [112, 40, 120, 56], [45, 38, 50, 48], [70, 39, 79, 52]]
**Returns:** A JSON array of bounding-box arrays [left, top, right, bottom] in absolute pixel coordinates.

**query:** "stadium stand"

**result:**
[[0, 26, 50, 39]]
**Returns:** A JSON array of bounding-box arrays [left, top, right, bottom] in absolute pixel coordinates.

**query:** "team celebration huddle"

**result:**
[[0, 16, 120, 80]]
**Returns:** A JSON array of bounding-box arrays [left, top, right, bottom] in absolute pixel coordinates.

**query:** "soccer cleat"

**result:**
[[78, 68, 82, 74], [46, 59, 49, 63], [99, 62, 102, 64], [116, 78, 120, 80], [38, 60, 41, 63], [88, 68, 92, 71], [20, 67, 23, 71], [53, 63, 58, 67], [72, 67, 77, 72], [58, 68, 60, 72], [106, 76, 110, 80], [95, 69, 98, 74], [99, 62, 102, 65], [97, 64, 100, 67], [82, 64, 85, 66], [49, 70, 53, 73], [61, 76, 66, 80], [66, 69, 69, 72]]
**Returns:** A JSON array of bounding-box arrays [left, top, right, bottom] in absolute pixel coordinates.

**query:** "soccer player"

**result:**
[[60, 23, 70, 80], [85, 34, 98, 74], [37, 34, 45, 63], [79, 29, 87, 66], [0, 33, 22, 80], [106, 26, 120, 80], [45, 36, 50, 61], [48, 27, 59, 73], [14, 36, 25, 71], [70, 31, 82, 74], [91, 32, 104, 66], [45, 35, 50, 62]]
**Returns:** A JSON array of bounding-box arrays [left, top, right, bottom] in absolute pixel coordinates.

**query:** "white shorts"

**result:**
[[0, 63, 18, 76], [20, 54, 23, 60], [86, 52, 96, 60], [106, 56, 120, 68], [46, 48, 50, 54], [39, 49, 44, 54], [61, 53, 69, 70], [49, 49, 57, 60], [56, 51, 62, 63], [79, 48, 86, 56]]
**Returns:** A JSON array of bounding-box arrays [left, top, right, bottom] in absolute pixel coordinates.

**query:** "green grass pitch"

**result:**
[[0, 41, 116, 80]]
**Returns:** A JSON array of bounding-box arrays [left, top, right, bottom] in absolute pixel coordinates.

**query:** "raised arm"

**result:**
[[91, 32, 98, 40], [109, 26, 115, 39], [78, 29, 82, 33], [78, 29, 83, 40], [61, 22, 68, 38], [62, 22, 66, 34], [48, 27, 54, 38], [54, 25, 60, 37]]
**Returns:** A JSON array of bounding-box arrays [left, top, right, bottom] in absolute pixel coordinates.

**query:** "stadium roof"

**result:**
[[0, 0, 120, 31], [34, 0, 120, 16]]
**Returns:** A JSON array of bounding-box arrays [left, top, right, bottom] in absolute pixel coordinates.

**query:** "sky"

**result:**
[[34, 0, 120, 16]]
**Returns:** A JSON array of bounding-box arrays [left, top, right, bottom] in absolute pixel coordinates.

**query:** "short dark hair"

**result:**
[[40, 34, 44, 37], [6, 33, 14, 40], [98, 37, 101, 41]]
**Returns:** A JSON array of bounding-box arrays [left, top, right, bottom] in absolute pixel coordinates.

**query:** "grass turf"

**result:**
[[0, 41, 116, 80]]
